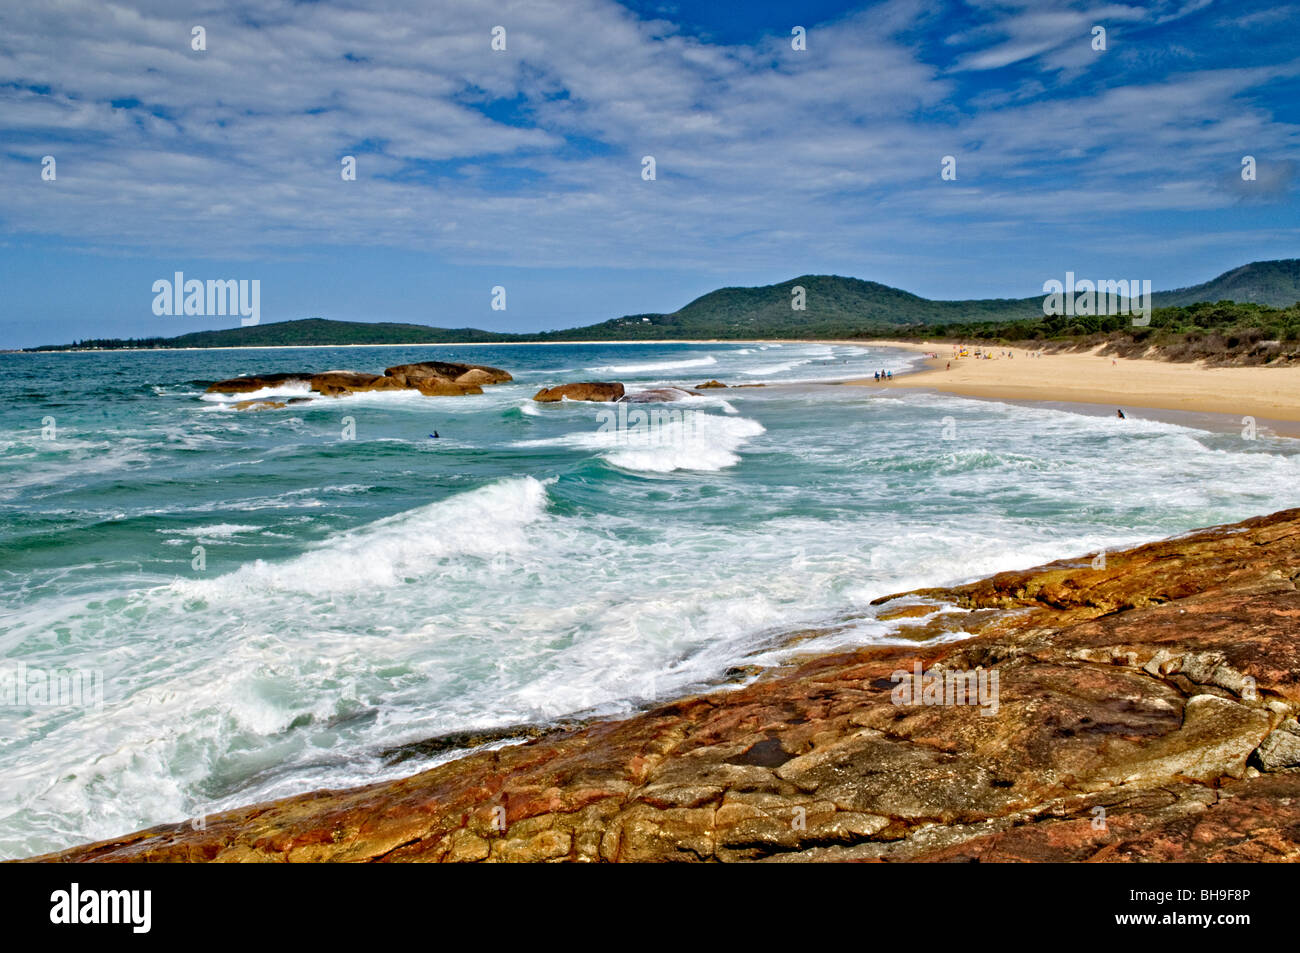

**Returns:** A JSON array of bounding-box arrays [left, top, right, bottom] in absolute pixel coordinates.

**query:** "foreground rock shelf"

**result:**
[[31, 508, 1300, 862]]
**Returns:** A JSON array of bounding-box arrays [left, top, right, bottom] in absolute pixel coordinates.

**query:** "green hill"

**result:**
[[53, 317, 514, 350], [1154, 259, 1300, 308], [538, 275, 1043, 341], [29, 259, 1300, 350]]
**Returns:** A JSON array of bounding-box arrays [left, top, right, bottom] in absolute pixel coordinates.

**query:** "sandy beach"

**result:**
[[847, 339, 1300, 429]]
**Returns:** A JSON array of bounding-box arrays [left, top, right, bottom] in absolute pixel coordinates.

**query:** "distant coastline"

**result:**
[[9, 339, 737, 353], [19, 259, 1300, 359]]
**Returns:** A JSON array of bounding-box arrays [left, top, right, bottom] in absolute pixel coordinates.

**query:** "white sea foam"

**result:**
[[589, 355, 717, 374], [170, 476, 553, 597], [158, 523, 263, 539], [514, 411, 765, 472], [200, 383, 313, 403], [604, 414, 766, 473], [740, 361, 804, 376], [7, 344, 1300, 859]]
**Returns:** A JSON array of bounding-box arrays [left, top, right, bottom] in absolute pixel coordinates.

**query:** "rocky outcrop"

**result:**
[[452, 368, 509, 387], [532, 382, 626, 403], [308, 372, 404, 396], [29, 508, 1300, 863], [231, 399, 287, 411], [411, 377, 483, 397], [384, 362, 512, 387], [205, 361, 512, 399], [697, 380, 726, 389]]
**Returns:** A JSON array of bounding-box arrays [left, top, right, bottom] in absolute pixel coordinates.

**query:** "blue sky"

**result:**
[[1, 0, 1298, 347]]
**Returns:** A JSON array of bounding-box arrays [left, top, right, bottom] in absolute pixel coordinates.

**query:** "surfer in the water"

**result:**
[[429, 431, 440, 439]]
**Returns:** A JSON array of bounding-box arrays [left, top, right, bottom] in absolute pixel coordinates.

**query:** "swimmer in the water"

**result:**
[[430, 431, 440, 438]]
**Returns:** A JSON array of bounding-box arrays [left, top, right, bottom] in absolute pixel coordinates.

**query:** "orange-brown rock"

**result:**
[[532, 382, 625, 403], [308, 371, 405, 396], [697, 380, 726, 389], [29, 508, 1300, 863], [412, 377, 483, 397], [454, 368, 503, 387], [231, 399, 287, 411], [384, 362, 512, 386], [205, 362, 509, 400]]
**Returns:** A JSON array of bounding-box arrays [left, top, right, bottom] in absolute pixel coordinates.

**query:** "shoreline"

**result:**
[[22, 333, 1300, 425], [15, 343, 1300, 863], [840, 338, 1300, 429], [32, 507, 1300, 863], [7, 339, 750, 354], [25, 334, 1300, 437]]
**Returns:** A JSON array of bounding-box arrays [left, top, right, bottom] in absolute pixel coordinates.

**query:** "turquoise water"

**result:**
[[1, 340, 1297, 858]]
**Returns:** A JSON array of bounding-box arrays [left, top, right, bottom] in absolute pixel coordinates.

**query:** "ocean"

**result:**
[[2, 340, 1297, 858]]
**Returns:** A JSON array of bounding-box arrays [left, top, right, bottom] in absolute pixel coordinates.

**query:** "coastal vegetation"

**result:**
[[27, 260, 1300, 364]]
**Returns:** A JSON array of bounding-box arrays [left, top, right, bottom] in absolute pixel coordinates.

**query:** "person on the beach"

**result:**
[[946, 362, 951, 370], [874, 370, 880, 381]]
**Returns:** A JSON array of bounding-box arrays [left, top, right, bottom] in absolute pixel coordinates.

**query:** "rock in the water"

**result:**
[[231, 399, 286, 411], [204, 362, 511, 401], [308, 371, 405, 396], [206, 373, 311, 394], [620, 387, 699, 403], [413, 377, 483, 397], [532, 382, 626, 403], [697, 380, 726, 389], [455, 368, 504, 387]]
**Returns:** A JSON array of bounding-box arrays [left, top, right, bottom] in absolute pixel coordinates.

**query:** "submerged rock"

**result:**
[[532, 382, 626, 403], [206, 373, 311, 394], [619, 387, 700, 403], [231, 399, 287, 411], [697, 380, 726, 389], [32, 507, 1300, 863]]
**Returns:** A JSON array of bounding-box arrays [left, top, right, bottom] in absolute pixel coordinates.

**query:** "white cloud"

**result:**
[[0, 0, 1296, 279]]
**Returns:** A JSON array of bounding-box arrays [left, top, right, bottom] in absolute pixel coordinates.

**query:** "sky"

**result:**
[[1, 0, 1298, 347]]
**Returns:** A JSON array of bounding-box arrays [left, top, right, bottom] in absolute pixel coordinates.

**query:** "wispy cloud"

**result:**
[[1, 0, 1296, 296]]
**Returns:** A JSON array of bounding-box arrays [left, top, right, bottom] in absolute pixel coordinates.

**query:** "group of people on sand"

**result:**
[[949, 346, 1046, 360], [874, 369, 894, 382]]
